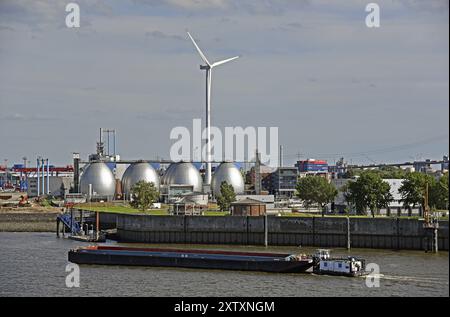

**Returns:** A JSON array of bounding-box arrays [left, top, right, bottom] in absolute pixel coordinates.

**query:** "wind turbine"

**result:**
[[187, 32, 239, 186]]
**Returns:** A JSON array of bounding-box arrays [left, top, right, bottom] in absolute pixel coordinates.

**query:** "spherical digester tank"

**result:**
[[121, 162, 160, 197], [211, 162, 245, 196], [80, 162, 116, 197], [163, 162, 203, 192]]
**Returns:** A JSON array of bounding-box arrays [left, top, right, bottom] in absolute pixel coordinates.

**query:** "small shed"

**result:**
[[231, 198, 266, 216], [170, 197, 203, 215]]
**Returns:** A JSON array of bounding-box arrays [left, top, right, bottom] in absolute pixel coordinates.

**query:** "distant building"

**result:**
[[296, 159, 328, 173], [328, 157, 348, 179], [295, 159, 329, 179], [271, 167, 298, 198], [27, 176, 73, 197], [248, 164, 276, 193], [413, 159, 436, 174]]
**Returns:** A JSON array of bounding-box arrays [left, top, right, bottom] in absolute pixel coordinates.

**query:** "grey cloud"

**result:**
[[0, 25, 15, 32], [286, 22, 304, 29], [0, 113, 57, 121], [133, 0, 449, 16], [0, 0, 112, 30], [271, 22, 306, 33], [396, 0, 449, 12], [145, 30, 184, 41], [133, 0, 311, 15], [137, 106, 198, 121]]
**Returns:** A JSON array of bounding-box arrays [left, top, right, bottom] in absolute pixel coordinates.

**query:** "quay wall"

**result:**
[[0, 212, 57, 232], [112, 214, 449, 251]]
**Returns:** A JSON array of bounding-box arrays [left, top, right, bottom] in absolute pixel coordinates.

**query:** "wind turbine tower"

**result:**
[[187, 32, 239, 186]]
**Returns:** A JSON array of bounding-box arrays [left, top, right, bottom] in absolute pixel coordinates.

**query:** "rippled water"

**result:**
[[0, 232, 448, 297]]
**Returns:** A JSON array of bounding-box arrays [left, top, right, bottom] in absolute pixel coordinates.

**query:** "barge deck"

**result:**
[[68, 246, 314, 273]]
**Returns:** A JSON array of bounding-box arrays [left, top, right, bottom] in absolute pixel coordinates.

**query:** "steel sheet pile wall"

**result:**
[[115, 214, 448, 250]]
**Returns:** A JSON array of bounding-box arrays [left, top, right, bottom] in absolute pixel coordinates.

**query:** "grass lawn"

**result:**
[[75, 203, 169, 215], [74, 203, 448, 220], [277, 212, 448, 220], [203, 211, 229, 216]]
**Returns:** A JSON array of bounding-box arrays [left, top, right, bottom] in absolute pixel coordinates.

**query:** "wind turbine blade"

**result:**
[[211, 56, 239, 68], [187, 32, 210, 66]]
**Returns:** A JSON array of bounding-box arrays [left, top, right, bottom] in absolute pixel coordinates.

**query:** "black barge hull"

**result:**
[[68, 246, 313, 273]]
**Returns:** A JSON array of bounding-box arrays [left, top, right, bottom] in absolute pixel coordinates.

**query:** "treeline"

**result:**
[[343, 166, 409, 179]]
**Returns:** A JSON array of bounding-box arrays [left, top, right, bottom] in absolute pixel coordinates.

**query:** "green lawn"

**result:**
[[74, 203, 448, 220], [277, 212, 448, 220], [203, 211, 229, 216], [76, 204, 169, 215]]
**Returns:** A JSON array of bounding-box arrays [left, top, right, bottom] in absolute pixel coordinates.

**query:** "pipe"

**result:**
[[113, 130, 116, 158], [264, 213, 268, 247], [37, 158, 40, 196], [73, 154, 80, 193], [46, 159, 50, 195], [41, 159, 45, 196], [279, 145, 283, 168]]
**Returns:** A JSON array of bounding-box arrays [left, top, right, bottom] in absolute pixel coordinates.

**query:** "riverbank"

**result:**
[[0, 211, 58, 232]]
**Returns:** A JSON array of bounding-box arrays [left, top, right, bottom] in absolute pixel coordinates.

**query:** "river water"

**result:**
[[0, 232, 448, 297]]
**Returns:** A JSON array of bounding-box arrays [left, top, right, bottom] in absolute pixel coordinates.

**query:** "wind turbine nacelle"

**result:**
[[200, 65, 210, 70]]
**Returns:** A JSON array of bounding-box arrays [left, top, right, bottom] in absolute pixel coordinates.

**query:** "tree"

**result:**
[[378, 166, 407, 179], [296, 176, 338, 216], [130, 181, 159, 211], [398, 172, 435, 210], [344, 167, 407, 179], [343, 172, 393, 217], [216, 181, 236, 212], [430, 173, 449, 210]]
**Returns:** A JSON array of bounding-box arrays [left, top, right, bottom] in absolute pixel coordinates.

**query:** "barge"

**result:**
[[68, 245, 314, 273]]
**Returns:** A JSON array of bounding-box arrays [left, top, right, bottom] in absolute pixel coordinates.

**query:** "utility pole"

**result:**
[[423, 182, 439, 253], [264, 212, 268, 247], [255, 150, 261, 195], [37, 157, 40, 196]]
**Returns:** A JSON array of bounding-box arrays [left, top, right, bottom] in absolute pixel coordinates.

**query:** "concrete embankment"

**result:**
[[0, 212, 58, 232], [111, 214, 448, 251]]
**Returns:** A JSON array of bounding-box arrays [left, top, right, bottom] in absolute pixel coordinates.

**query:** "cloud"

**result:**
[[0, 25, 15, 32], [0, 0, 112, 30], [0, 0, 447, 165], [145, 30, 184, 41], [165, 0, 228, 10], [133, 0, 448, 16], [133, 0, 311, 15], [0, 113, 57, 121]]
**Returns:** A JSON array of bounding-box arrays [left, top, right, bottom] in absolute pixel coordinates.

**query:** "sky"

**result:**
[[0, 0, 448, 167]]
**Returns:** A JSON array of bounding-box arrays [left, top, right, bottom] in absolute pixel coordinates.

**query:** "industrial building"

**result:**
[[296, 159, 329, 173], [271, 167, 298, 198], [27, 176, 72, 198], [1, 161, 74, 197]]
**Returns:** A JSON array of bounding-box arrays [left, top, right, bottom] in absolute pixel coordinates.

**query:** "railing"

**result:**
[[57, 213, 81, 234]]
